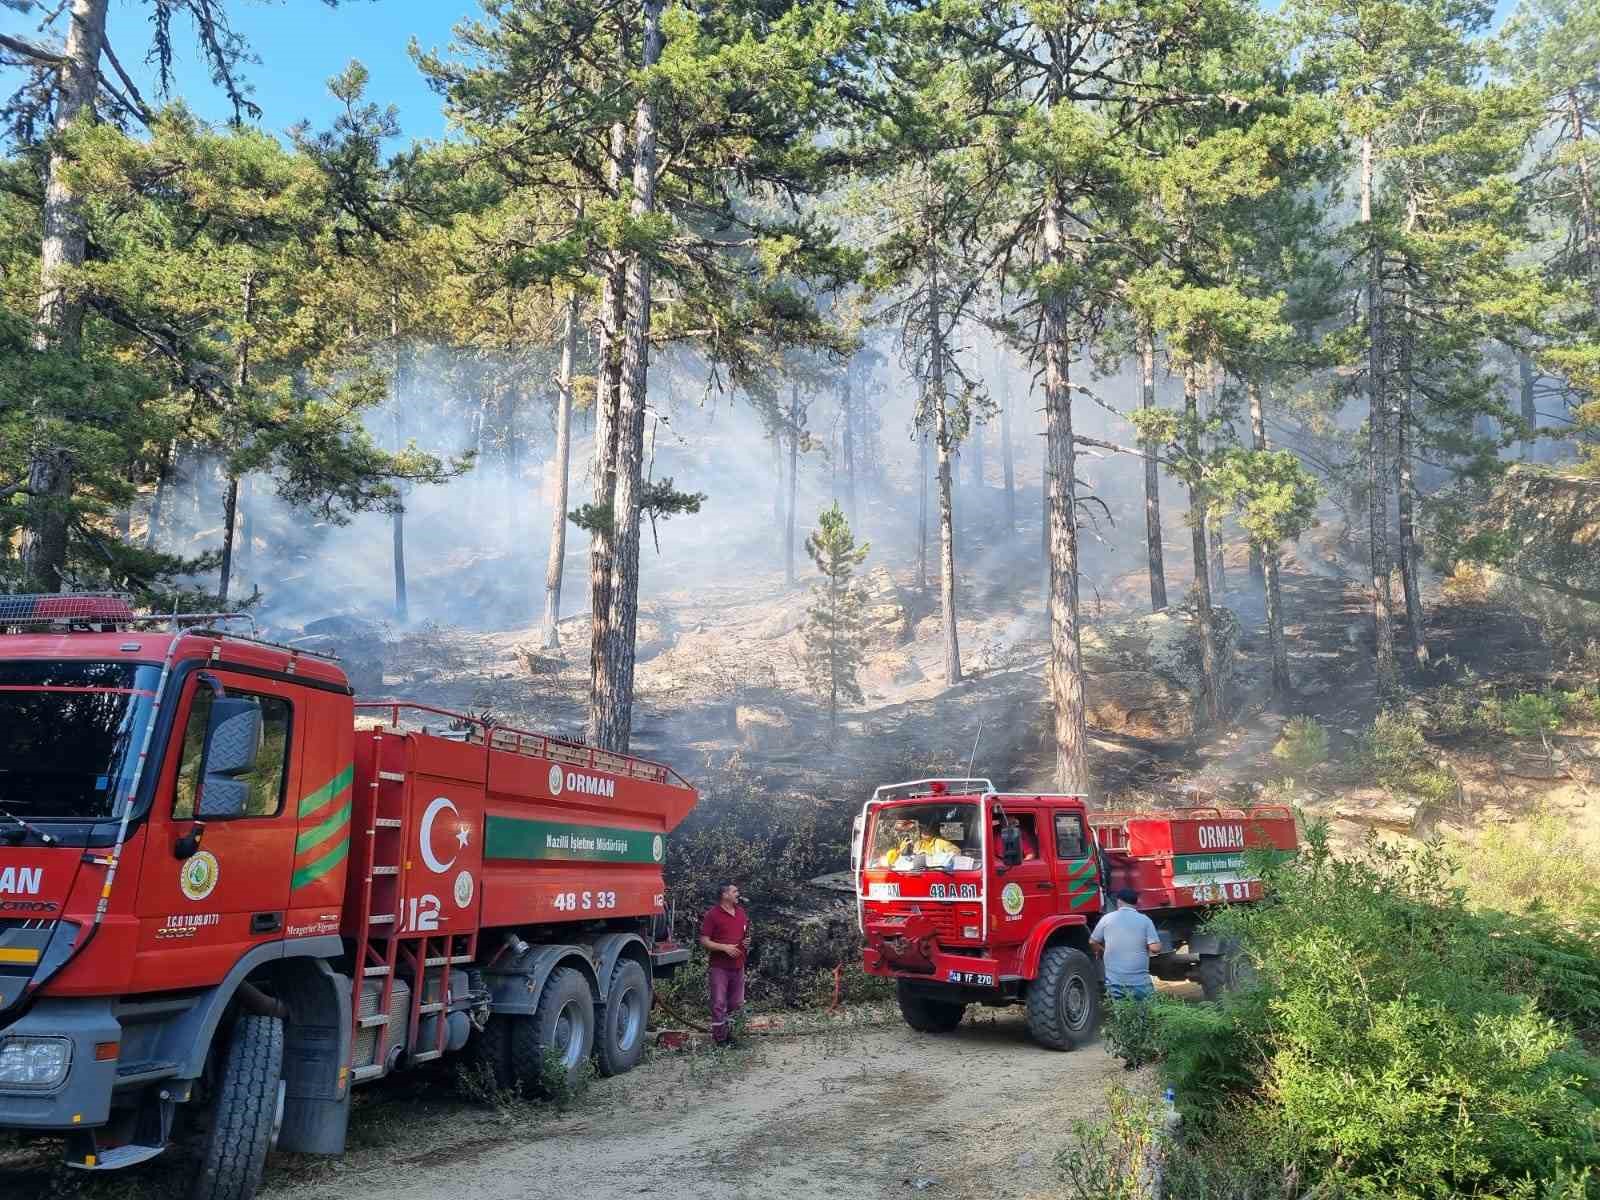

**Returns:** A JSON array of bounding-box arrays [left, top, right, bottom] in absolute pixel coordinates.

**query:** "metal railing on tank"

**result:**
[[352, 700, 691, 789]]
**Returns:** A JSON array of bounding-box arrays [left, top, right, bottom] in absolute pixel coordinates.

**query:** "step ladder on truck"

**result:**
[[0, 593, 697, 1200], [852, 778, 1297, 1046]]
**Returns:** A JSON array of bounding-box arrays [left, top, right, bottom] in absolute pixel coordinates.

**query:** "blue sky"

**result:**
[[3, 0, 1525, 148], [3, 0, 469, 142]]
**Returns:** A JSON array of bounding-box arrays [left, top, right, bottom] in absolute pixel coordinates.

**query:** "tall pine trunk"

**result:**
[[928, 246, 961, 685], [1518, 352, 1537, 459], [786, 386, 800, 586], [592, 0, 663, 752], [1249, 381, 1290, 697], [145, 438, 175, 551], [1000, 365, 1016, 537], [587, 114, 630, 743], [1205, 378, 1226, 597], [389, 300, 409, 622], [1395, 319, 1429, 669], [1248, 375, 1266, 587], [542, 291, 579, 648], [841, 373, 856, 527], [1362, 131, 1397, 694], [916, 430, 930, 593], [1139, 324, 1167, 611], [1184, 362, 1222, 725], [218, 273, 254, 606], [23, 0, 108, 592], [1042, 182, 1090, 795]]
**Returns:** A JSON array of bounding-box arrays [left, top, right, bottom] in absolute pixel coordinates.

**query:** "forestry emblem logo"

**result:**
[[180, 851, 220, 902], [549, 764, 564, 795], [1000, 882, 1025, 917]]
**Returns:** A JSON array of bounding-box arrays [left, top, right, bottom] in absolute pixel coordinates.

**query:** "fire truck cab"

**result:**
[[854, 779, 1295, 1049], [0, 594, 697, 1200]]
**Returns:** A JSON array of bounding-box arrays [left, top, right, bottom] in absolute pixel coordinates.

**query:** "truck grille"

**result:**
[[874, 903, 982, 946]]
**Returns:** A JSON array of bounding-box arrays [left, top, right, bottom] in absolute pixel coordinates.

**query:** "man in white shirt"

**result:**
[[1090, 887, 1162, 1000]]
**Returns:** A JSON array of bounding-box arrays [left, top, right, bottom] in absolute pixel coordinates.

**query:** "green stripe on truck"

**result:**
[[485, 815, 663, 864]]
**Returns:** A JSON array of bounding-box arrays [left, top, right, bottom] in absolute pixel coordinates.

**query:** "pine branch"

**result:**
[[0, 32, 67, 66]]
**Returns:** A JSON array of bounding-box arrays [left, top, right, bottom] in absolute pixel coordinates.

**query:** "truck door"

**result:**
[[133, 670, 304, 990], [988, 807, 1054, 945], [1051, 810, 1101, 917]]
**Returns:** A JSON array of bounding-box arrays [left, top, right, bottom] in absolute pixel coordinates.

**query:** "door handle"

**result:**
[[1037, 882, 1054, 890], [251, 912, 283, 934]]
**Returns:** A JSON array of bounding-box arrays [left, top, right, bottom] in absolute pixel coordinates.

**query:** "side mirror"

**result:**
[[1000, 825, 1023, 868], [196, 697, 263, 820]]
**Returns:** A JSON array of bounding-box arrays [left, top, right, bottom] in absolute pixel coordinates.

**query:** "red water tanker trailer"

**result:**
[[0, 594, 697, 1200], [853, 778, 1296, 1047]]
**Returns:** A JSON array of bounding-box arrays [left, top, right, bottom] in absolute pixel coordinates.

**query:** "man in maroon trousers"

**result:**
[[699, 882, 750, 1045]]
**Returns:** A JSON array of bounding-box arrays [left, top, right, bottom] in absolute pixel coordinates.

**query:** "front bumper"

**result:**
[[862, 939, 1003, 990], [0, 998, 121, 1129]]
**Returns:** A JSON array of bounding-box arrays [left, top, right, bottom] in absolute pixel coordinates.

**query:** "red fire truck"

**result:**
[[0, 594, 696, 1200], [853, 778, 1296, 1047]]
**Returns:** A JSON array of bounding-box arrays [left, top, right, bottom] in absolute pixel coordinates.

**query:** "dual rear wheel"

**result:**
[[476, 956, 652, 1096]]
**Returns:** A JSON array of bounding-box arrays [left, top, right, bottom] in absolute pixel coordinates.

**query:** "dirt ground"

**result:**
[[257, 1010, 1131, 1200]]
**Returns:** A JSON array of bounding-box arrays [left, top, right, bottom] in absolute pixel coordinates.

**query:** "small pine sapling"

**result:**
[[802, 503, 870, 730]]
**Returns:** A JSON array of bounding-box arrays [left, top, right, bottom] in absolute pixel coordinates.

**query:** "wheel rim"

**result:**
[[614, 984, 645, 1053], [555, 998, 590, 1069], [1063, 975, 1090, 1030]]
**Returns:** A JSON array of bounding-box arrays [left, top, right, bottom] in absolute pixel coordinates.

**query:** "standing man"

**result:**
[[1090, 887, 1162, 1001], [699, 882, 750, 1046]]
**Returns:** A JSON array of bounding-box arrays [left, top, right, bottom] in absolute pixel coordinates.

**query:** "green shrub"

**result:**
[[1271, 716, 1330, 771], [1359, 710, 1459, 803], [1102, 825, 1600, 1199], [1507, 692, 1566, 739]]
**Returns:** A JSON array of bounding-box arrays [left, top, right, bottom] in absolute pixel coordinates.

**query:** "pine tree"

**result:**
[[1506, 0, 1600, 465], [802, 502, 870, 730]]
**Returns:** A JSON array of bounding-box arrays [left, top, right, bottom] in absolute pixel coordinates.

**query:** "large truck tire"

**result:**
[[895, 980, 966, 1033], [191, 1013, 285, 1200], [595, 958, 650, 1077], [511, 967, 595, 1096], [468, 1012, 516, 1092], [1025, 946, 1100, 1051], [1198, 939, 1256, 1001]]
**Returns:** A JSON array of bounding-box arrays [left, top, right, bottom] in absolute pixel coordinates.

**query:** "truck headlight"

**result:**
[[0, 1036, 71, 1089]]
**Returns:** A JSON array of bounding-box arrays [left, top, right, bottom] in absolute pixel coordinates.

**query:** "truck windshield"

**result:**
[[0, 661, 161, 822], [868, 802, 980, 870]]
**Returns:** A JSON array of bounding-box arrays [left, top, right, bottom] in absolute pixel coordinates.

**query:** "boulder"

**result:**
[[1077, 606, 1240, 739], [859, 566, 913, 648], [735, 704, 793, 752]]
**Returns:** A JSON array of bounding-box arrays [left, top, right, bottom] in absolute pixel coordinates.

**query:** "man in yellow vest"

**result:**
[[882, 818, 960, 867]]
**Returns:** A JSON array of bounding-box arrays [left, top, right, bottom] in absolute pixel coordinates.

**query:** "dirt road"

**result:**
[[266, 1009, 1128, 1200], [0, 1007, 1131, 1200]]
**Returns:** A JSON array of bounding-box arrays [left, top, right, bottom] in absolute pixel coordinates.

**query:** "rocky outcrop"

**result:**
[[1078, 606, 1240, 740], [1467, 467, 1600, 621], [859, 566, 914, 648]]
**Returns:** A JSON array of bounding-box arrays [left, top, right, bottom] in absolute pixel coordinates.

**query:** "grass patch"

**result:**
[[1450, 806, 1600, 925]]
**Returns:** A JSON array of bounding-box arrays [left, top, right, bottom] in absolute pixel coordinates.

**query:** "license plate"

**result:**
[[946, 970, 995, 986], [868, 882, 900, 899]]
